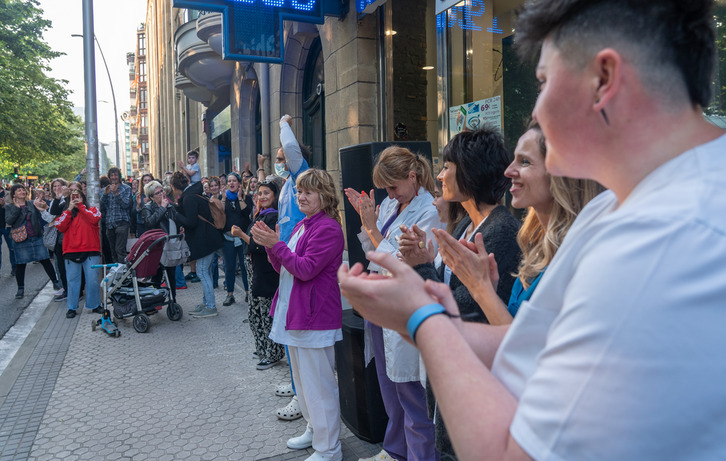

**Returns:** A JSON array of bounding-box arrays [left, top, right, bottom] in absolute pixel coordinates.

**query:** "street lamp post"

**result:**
[[72, 33, 120, 171], [80, 0, 100, 207]]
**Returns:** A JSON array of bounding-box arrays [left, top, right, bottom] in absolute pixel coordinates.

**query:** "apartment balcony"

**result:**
[[174, 73, 212, 104], [174, 19, 233, 107], [196, 12, 224, 56]]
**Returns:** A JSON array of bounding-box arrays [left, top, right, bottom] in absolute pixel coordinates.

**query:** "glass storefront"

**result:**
[[437, 0, 535, 152], [437, 0, 726, 151]]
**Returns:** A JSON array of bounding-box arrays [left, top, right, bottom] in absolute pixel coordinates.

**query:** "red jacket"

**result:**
[[55, 204, 102, 254]]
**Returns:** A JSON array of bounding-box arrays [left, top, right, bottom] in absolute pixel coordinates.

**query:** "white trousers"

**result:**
[[288, 345, 342, 456]]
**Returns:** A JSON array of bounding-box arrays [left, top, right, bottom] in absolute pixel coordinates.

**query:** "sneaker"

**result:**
[[53, 288, 64, 296], [184, 272, 196, 280], [15, 288, 24, 299], [358, 450, 398, 461], [90, 306, 104, 314], [189, 273, 201, 283], [189, 304, 206, 315], [306, 451, 343, 461], [192, 307, 218, 318], [287, 425, 313, 450], [222, 295, 235, 306], [276, 395, 302, 421], [274, 383, 294, 397], [256, 359, 278, 370], [54, 291, 67, 302], [66, 309, 76, 319]]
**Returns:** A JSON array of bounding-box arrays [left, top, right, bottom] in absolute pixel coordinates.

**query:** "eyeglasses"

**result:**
[[153, 190, 164, 195]]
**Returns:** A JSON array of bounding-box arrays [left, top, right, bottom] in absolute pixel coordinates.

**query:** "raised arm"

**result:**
[[279, 115, 306, 175]]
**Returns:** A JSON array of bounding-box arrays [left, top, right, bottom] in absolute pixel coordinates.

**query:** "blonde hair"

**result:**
[[516, 128, 605, 288], [372, 146, 435, 194], [296, 169, 341, 225], [144, 180, 163, 198]]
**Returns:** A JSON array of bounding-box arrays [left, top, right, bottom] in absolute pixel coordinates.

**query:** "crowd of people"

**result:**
[[2, 1, 724, 459]]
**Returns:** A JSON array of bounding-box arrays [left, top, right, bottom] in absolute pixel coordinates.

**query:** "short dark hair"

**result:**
[[187, 150, 199, 159], [107, 167, 122, 179], [99, 175, 110, 188], [171, 171, 190, 192], [10, 184, 26, 200], [515, 0, 716, 107], [442, 126, 510, 206]]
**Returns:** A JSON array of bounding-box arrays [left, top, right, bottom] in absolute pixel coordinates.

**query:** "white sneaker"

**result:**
[[274, 383, 294, 397], [287, 425, 314, 450], [276, 395, 302, 421], [54, 288, 64, 296], [358, 450, 398, 461], [305, 450, 343, 461]]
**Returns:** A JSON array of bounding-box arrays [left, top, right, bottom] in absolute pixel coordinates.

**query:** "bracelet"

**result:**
[[257, 168, 265, 172], [407, 303, 446, 343]]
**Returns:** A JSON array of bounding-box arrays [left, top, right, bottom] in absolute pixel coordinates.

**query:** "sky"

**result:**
[[37, 0, 149, 149]]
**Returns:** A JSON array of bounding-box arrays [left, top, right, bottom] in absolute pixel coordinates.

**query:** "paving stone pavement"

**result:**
[[0, 269, 382, 461]]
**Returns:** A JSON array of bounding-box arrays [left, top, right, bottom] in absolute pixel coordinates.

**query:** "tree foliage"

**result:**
[[0, 0, 84, 172], [707, 1, 726, 116]]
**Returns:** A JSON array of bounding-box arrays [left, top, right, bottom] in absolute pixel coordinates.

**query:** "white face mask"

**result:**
[[274, 163, 289, 179]]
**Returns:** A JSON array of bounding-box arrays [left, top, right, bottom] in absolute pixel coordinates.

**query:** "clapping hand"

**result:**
[[398, 224, 435, 267], [434, 229, 499, 294], [250, 221, 279, 248]]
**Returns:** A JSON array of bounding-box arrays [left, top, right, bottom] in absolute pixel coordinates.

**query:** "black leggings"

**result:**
[[15, 259, 58, 288]]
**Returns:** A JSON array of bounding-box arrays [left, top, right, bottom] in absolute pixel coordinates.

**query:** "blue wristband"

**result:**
[[407, 303, 447, 343]]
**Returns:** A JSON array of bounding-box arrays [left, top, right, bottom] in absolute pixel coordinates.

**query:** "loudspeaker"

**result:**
[[339, 141, 433, 269], [335, 310, 388, 443]]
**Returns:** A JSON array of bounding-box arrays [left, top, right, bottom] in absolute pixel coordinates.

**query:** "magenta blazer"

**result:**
[[267, 211, 344, 331]]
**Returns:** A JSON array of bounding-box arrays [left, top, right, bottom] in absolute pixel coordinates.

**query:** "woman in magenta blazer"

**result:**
[[251, 168, 345, 461]]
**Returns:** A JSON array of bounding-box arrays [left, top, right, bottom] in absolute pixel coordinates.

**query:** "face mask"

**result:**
[[274, 163, 289, 179]]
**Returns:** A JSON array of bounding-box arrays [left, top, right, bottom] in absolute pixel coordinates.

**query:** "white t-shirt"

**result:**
[[187, 163, 201, 184], [492, 133, 726, 460]]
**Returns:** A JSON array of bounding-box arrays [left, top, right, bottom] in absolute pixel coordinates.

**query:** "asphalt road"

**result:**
[[0, 242, 62, 340]]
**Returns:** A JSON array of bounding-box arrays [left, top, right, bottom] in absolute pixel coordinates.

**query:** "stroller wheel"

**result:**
[[167, 303, 183, 321], [133, 314, 151, 333]]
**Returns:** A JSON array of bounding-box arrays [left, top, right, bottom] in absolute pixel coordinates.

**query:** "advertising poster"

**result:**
[[448, 95, 502, 137]]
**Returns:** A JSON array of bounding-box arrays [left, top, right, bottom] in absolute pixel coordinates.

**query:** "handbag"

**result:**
[[11, 225, 27, 243], [43, 223, 58, 250], [160, 219, 190, 267]]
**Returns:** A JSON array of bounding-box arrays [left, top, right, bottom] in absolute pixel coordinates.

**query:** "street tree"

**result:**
[[0, 0, 84, 174]]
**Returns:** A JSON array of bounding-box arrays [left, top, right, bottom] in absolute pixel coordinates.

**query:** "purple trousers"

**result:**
[[369, 322, 439, 461]]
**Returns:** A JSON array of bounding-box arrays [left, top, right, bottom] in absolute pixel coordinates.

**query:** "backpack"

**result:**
[[196, 194, 226, 230]]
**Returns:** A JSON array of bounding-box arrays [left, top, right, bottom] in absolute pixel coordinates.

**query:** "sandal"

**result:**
[[274, 383, 294, 397], [276, 395, 302, 421]]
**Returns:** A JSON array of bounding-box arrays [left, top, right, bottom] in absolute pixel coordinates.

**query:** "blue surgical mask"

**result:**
[[274, 163, 289, 179]]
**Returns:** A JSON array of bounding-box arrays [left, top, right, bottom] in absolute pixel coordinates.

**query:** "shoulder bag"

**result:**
[[160, 218, 190, 267]]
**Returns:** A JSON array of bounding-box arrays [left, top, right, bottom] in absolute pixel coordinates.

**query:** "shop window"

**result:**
[[438, 0, 537, 148]]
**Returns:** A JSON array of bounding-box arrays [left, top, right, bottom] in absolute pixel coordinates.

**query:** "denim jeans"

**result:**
[[175, 265, 187, 288], [65, 255, 101, 311], [0, 227, 16, 271], [222, 240, 247, 294], [196, 252, 216, 309]]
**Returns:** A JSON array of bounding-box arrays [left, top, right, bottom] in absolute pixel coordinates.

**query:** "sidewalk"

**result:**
[[0, 268, 382, 460]]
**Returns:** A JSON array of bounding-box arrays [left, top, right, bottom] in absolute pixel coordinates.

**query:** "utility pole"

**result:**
[[81, 0, 100, 207]]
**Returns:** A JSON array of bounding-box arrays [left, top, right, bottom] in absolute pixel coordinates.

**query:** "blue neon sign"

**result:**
[[173, 0, 340, 62], [435, 0, 503, 35]]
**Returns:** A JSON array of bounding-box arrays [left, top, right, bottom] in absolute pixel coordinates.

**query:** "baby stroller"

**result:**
[[103, 229, 183, 333]]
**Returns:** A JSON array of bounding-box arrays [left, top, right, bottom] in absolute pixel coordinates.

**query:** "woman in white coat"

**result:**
[[345, 146, 443, 461]]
